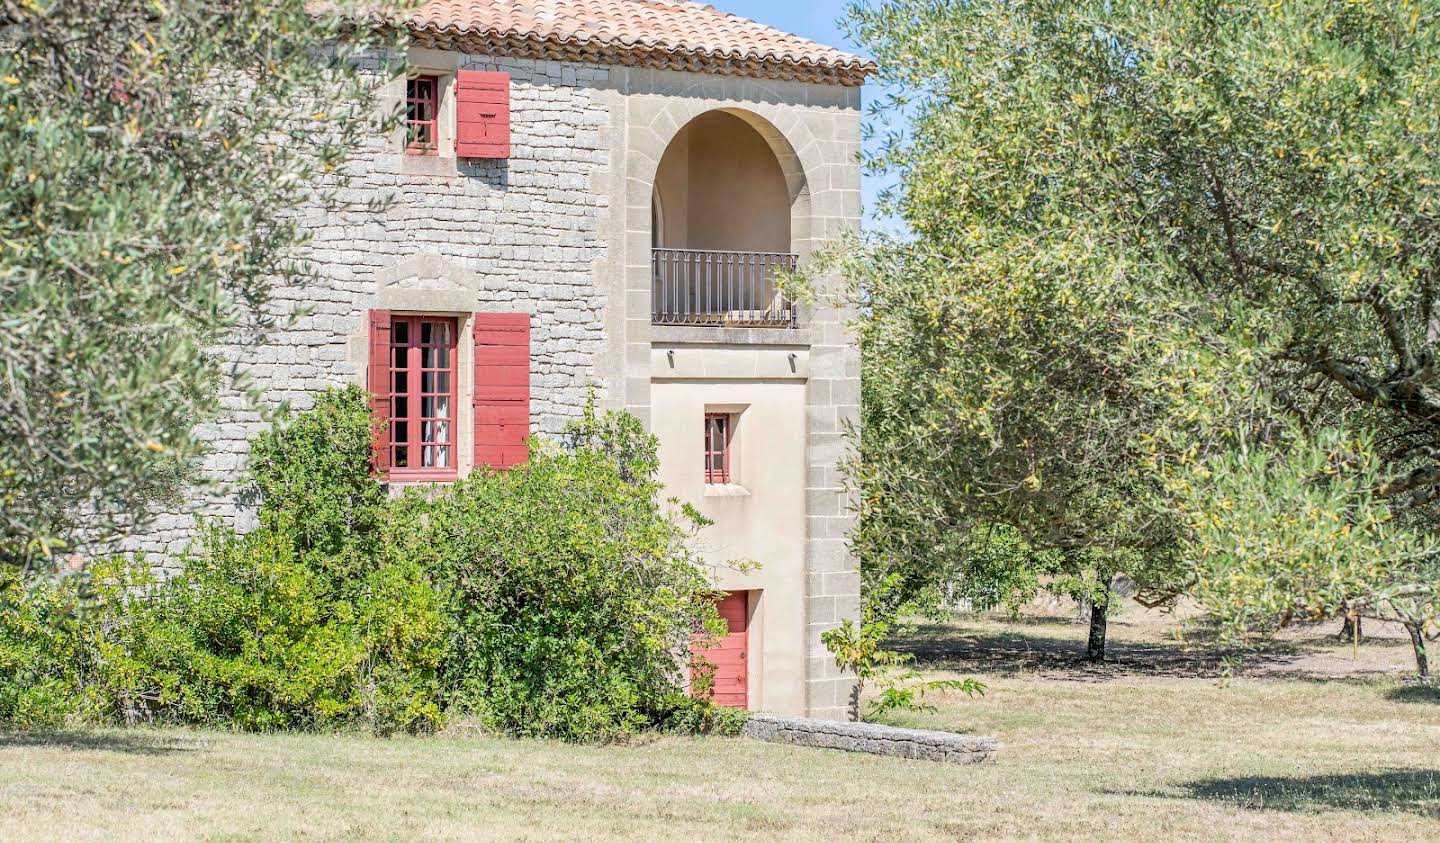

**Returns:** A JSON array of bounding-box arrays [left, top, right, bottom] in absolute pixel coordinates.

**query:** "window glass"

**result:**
[[406, 76, 439, 154], [704, 413, 731, 484]]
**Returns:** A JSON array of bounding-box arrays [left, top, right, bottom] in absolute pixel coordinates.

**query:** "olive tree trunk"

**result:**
[[1086, 579, 1109, 663], [1336, 615, 1362, 643], [1405, 622, 1431, 680]]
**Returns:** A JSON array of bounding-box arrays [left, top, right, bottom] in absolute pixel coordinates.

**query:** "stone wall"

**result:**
[[745, 714, 1000, 764], [124, 54, 616, 558]]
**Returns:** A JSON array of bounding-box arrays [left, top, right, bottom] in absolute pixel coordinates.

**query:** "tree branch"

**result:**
[[1363, 284, 1417, 374], [1205, 164, 1249, 284]]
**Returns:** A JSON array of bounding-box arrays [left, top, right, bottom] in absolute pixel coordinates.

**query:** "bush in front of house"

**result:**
[[116, 522, 445, 733], [0, 389, 736, 740], [1, 387, 446, 735], [0, 567, 102, 728], [387, 402, 727, 741]]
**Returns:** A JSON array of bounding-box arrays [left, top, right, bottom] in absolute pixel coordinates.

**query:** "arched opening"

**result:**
[[653, 111, 792, 252], [651, 111, 800, 327]]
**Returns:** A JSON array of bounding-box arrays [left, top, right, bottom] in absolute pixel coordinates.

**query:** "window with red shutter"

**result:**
[[405, 75, 439, 155], [704, 413, 733, 485], [472, 313, 530, 469], [376, 315, 459, 482], [455, 71, 510, 159]]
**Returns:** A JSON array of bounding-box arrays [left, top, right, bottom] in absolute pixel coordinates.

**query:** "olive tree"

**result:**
[[1175, 425, 1439, 676], [0, 0, 404, 570], [833, 0, 1197, 661], [843, 0, 1440, 674]]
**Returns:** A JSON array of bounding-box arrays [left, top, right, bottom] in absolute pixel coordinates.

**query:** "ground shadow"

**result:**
[[1147, 770, 1440, 817], [0, 730, 197, 756], [1386, 684, 1440, 705], [888, 620, 1316, 681]]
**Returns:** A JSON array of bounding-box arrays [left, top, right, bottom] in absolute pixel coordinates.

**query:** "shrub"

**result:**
[[0, 569, 101, 728], [388, 408, 726, 742], [2, 389, 444, 735], [247, 385, 388, 558], [123, 389, 445, 733], [3, 395, 728, 741], [112, 523, 444, 734], [657, 690, 751, 737]]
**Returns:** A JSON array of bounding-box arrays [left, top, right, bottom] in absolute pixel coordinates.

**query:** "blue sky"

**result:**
[[710, 0, 860, 59], [707, 1, 899, 232]]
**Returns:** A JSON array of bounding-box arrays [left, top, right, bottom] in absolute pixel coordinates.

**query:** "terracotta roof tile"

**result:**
[[396, 1, 875, 86]]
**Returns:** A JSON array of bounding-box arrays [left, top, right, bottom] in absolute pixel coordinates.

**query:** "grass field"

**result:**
[[4, 606, 1438, 841]]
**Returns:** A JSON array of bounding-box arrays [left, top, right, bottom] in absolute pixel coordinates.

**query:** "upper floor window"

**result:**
[[388, 316, 456, 478], [406, 75, 439, 155], [704, 413, 733, 485]]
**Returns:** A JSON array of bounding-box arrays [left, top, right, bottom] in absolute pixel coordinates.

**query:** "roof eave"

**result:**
[[405, 24, 876, 87]]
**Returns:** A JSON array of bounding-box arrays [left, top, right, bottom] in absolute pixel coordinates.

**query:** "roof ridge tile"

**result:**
[[393, 1, 876, 86]]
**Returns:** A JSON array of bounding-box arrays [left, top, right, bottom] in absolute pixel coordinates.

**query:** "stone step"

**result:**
[[744, 713, 998, 764]]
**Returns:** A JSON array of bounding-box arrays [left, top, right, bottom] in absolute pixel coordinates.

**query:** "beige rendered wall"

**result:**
[[652, 111, 791, 253], [590, 66, 864, 720], [650, 346, 811, 715]]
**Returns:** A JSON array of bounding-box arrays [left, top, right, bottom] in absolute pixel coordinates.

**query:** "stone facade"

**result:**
[[122, 46, 863, 720], [129, 52, 616, 556]]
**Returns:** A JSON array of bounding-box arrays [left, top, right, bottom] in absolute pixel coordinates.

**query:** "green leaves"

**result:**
[[821, 608, 987, 721], [248, 385, 388, 565], [399, 415, 725, 742], [1175, 424, 1440, 641], [839, 0, 1197, 621], [0, 1, 404, 569], [845, 0, 1440, 651]]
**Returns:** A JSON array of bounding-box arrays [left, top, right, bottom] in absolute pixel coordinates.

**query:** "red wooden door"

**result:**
[[694, 592, 749, 708]]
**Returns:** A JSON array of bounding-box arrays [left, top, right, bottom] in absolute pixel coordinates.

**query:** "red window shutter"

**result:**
[[472, 313, 530, 469], [367, 310, 393, 478], [455, 71, 510, 159]]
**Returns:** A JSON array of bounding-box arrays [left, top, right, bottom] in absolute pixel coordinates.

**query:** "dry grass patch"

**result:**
[[3, 608, 1438, 841]]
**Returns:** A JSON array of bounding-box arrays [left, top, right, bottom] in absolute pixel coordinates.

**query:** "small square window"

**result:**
[[704, 413, 733, 485], [406, 76, 439, 155]]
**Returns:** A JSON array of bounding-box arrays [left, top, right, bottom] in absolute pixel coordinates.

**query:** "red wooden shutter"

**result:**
[[367, 310, 393, 477], [455, 71, 510, 159], [472, 313, 530, 469]]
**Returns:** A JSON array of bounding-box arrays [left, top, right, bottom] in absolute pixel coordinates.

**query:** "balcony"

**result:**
[[651, 110, 800, 330], [651, 248, 799, 329]]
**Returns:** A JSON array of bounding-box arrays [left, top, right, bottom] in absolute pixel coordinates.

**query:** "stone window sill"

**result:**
[[399, 154, 460, 178], [386, 469, 458, 485], [704, 483, 752, 498]]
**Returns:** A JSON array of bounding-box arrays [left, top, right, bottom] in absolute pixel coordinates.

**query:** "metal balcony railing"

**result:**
[[652, 248, 799, 328]]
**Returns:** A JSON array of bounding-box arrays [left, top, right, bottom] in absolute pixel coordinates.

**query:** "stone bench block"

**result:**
[[744, 713, 998, 764]]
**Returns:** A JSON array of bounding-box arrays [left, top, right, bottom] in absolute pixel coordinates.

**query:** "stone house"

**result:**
[[130, 1, 871, 721]]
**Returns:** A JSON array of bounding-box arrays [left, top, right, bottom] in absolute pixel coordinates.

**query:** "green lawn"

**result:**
[[4, 611, 1439, 841]]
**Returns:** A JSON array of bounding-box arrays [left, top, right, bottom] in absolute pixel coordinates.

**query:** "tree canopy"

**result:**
[[0, 0, 402, 570], [842, 0, 1440, 669]]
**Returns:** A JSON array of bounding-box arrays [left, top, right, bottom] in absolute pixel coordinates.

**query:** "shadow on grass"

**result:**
[[1386, 684, 1440, 705], [888, 621, 1314, 681], [1152, 770, 1440, 817], [0, 730, 197, 755]]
